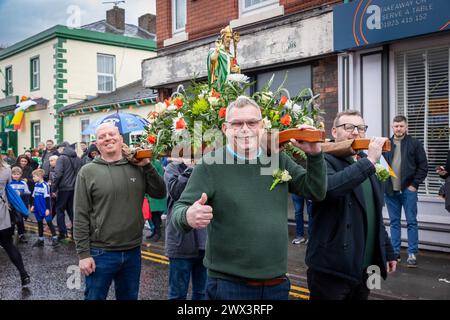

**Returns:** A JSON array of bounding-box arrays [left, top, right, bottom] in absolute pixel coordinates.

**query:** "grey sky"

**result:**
[[0, 0, 156, 47]]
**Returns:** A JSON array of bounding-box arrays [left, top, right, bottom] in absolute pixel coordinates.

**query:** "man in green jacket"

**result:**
[[73, 123, 166, 300], [171, 96, 327, 300]]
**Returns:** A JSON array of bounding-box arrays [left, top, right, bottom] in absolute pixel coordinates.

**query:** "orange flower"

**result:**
[[219, 107, 226, 118], [280, 114, 292, 126], [147, 111, 158, 119], [20, 96, 28, 102], [280, 96, 288, 105], [175, 117, 186, 129], [146, 135, 157, 144], [164, 98, 172, 107], [211, 90, 221, 98], [173, 97, 183, 109]]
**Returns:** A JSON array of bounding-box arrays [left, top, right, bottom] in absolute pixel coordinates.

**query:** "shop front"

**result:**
[[334, 0, 450, 251]]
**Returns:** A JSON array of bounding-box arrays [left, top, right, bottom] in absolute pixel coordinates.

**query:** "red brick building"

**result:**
[[143, 0, 342, 133]]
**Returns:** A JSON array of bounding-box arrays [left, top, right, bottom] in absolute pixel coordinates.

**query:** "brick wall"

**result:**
[[312, 56, 338, 136], [186, 0, 237, 41], [156, 0, 172, 48], [156, 0, 342, 48], [280, 0, 342, 15]]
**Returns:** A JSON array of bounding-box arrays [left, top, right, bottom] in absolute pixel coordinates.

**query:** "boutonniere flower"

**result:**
[[270, 169, 292, 191], [375, 163, 390, 182]]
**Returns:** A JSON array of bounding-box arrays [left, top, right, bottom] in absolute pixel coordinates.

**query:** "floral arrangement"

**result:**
[[270, 169, 292, 191], [141, 73, 324, 158], [375, 163, 390, 182]]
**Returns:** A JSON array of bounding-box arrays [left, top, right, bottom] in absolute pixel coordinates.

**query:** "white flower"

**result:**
[[227, 74, 250, 83], [154, 102, 167, 114], [262, 117, 272, 129], [261, 91, 273, 104], [198, 89, 209, 99], [292, 104, 302, 115], [284, 100, 293, 109], [296, 116, 314, 127], [167, 104, 178, 111], [208, 96, 220, 106], [280, 170, 292, 182]]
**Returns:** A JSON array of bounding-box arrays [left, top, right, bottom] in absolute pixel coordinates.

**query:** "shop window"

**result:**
[[396, 47, 449, 196]]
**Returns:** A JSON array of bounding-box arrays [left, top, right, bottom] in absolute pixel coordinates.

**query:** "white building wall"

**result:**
[[0, 39, 58, 151], [64, 39, 156, 106]]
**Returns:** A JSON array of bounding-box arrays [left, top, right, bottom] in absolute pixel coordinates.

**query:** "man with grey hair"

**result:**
[[74, 122, 166, 300], [171, 96, 327, 300]]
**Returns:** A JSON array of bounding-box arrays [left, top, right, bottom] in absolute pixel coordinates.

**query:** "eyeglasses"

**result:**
[[336, 123, 368, 133], [226, 119, 262, 130]]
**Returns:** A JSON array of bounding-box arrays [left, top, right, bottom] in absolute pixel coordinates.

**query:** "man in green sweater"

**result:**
[[73, 123, 166, 300], [171, 96, 327, 300]]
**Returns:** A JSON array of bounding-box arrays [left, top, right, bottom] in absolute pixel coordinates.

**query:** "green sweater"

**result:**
[[74, 157, 166, 260], [148, 159, 167, 212], [172, 147, 327, 280]]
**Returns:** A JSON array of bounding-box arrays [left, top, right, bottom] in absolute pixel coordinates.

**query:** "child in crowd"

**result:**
[[9, 166, 31, 244], [31, 169, 58, 247]]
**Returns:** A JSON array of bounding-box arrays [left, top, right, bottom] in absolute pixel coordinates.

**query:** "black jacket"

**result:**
[[440, 150, 450, 179], [164, 161, 206, 259], [53, 147, 82, 192], [383, 134, 428, 195], [306, 153, 395, 283]]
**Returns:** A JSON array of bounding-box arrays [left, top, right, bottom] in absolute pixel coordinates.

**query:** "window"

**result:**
[[172, 0, 186, 34], [30, 57, 40, 90], [242, 0, 278, 13], [31, 121, 41, 148], [256, 65, 312, 97], [5, 66, 12, 96], [81, 118, 90, 144], [396, 47, 449, 196], [97, 54, 115, 93]]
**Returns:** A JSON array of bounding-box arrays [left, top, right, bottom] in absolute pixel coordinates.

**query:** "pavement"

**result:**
[[0, 220, 449, 300]]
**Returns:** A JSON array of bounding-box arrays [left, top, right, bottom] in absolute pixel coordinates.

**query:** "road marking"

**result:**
[[290, 284, 310, 294]]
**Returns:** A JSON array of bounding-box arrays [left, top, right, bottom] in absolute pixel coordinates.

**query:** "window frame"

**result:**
[[97, 53, 116, 93], [4, 66, 13, 96], [172, 0, 187, 35], [240, 0, 279, 14], [30, 56, 40, 91], [30, 121, 41, 149], [81, 118, 91, 144]]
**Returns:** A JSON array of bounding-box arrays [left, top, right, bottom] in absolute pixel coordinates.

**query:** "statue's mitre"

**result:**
[[220, 25, 233, 36]]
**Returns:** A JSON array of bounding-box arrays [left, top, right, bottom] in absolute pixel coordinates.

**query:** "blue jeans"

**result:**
[[168, 250, 207, 300], [385, 189, 419, 255], [85, 246, 141, 300], [205, 276, 290, 300], [291, 194, 313, 238]]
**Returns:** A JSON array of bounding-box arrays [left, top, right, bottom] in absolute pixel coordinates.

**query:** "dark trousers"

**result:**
[[85, 247, 141, 300], [37, 217, 57, 238], [152, 211, 163, 236], [168, 251, 207, 300], [56, 190, 74, 236], [11, 208, 25, 236], [206, 276, 290, 300], [0, 227, 27, 277], [307, 268, 370, 300]]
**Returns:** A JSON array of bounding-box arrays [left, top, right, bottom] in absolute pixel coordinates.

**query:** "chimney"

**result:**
[[106, 6, 125, 31], [138, 13, 156, 34]]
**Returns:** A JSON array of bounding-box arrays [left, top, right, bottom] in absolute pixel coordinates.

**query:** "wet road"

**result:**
[[0, 229, 169, 300], [1, 221, 449, 300]]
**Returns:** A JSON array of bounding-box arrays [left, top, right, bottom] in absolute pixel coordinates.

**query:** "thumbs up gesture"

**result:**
[[186, 193, 213, 229]]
